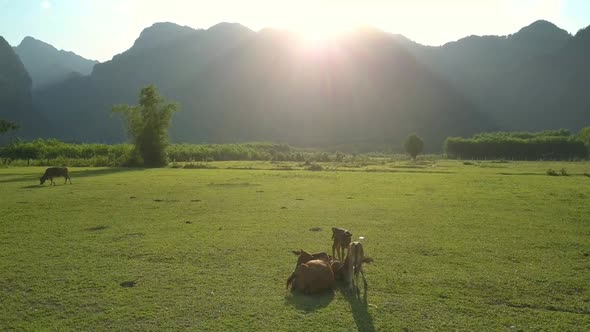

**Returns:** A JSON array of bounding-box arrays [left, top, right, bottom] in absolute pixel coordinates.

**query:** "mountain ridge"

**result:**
[[14, 36, 98, 89], [0, 36, 37, 141], [7, 19, 590, 150]]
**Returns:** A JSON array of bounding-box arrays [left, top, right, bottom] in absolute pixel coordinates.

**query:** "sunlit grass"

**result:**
[[1, 161, 589, 330]]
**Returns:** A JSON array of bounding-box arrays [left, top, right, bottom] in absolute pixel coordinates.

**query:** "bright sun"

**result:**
[[285, 10, 360, 45], [295, 22, 348, 43]]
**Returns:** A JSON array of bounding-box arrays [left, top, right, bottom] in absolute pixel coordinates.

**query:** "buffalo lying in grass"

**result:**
[[287, 258, 335, 295], [287, 243, 373, 294]]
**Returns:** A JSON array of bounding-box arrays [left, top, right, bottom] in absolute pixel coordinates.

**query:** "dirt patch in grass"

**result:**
[[86, 225, 108, 231], [207, 182, 261, 187], [120, 281, 136, 288]]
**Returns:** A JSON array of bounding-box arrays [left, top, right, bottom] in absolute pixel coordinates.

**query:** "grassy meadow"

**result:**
[[1, 160, 589, 331]]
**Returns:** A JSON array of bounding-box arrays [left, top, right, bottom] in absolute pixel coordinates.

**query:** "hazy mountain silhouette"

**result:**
[[32, 22, 489, 148], [14, 36, 98, 89], [415, 20, 589, 133], [0, 36, 37, 140], [29, 20, 590, 150]]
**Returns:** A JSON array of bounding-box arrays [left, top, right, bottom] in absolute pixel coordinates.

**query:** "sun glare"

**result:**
[[296, 23, 346, 43], [284, 5, 360, 46]]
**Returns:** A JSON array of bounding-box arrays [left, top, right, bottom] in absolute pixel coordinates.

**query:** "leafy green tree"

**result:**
[[0, 119, 18, 134], [578, 127, 590, 156], [113, 85, 179, 167], [404, 134, 424, 160]]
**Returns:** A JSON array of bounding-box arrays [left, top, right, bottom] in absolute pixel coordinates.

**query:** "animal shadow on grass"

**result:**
[[86, 225, 108, 231], [1, 174, 39, 184], [16, 168, 143, 188], [20, 184, 48, 189], [284, 290, 335, 312], [339, 285, 375, 332], [70, 168, 143, 179]]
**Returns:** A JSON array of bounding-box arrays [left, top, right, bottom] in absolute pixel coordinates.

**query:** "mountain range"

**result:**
[[14, 36, 98, 89], [0, 36, 34, 136], [1, 20, 589, 151]]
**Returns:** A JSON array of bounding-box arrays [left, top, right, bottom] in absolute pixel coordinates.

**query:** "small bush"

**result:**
[[120, 150, 144, 167], [184, 163, 215, 169], [306, 163, 324, 171], [170, 162, 183, 168], [546, 169, 559, 176], [560, 168, 569, 176], [463, 161, 475, 165], [584, 172, 590, 178]]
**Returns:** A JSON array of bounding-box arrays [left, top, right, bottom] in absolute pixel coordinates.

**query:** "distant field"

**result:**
[[1, 161, 589, 331]]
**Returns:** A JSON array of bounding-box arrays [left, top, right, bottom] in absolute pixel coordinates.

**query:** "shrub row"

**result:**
[[0, 139, 132, 164], [445, 132, 587, 160], [0, 139, 372, 165]]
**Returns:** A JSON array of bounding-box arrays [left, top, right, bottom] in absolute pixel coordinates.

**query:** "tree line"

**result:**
[[0, 139, 348, 166], [3, 85, 588, 165], [444, 129, 589, 160]]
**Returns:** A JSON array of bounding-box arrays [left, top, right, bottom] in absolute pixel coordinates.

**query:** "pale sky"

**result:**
[[1, 0, 589, 62]]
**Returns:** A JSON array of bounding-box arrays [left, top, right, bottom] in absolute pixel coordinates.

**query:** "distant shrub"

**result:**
[[463, 161, 475, 165], [306, 163, 324, 171], [0, 119, 18, 134], [343, 163, 364, 168], [560, 168, 569, 176], [170, 162, 183, 168], [546, 169, 559, 176], [112, 85, 179, 167], [584, 172, 590, 178], [184, 163, 215, 169], [120, 150, 143, 167], [404, 134, 424, 160]]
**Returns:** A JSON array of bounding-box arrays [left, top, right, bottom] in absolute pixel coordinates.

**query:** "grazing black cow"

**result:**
[[40, 167, 72, 185]]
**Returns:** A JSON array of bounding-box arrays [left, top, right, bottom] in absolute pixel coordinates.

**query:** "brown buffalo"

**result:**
[[343, 241, 373, 290], [290, 249, 330, 270], [331, 227, 352, 261], [286, 250, 330, 289], [286, 259, 335, 294], [40, 167, 72, 185]]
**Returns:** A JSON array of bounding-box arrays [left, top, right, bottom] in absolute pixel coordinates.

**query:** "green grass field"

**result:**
[[1, 161, 589, 331]]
